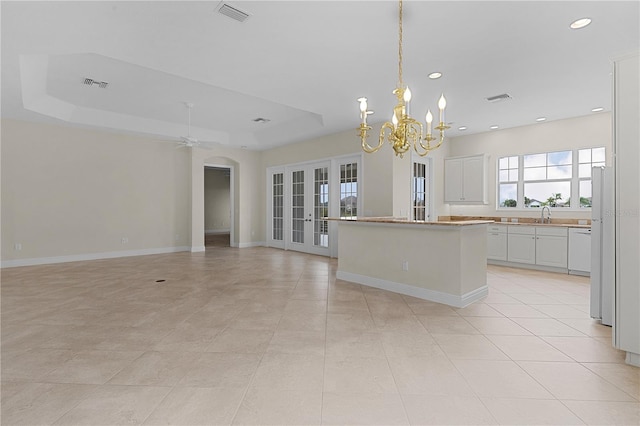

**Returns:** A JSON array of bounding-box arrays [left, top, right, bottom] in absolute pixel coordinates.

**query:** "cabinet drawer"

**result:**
[[488, 225, 507, 233], [508, 226, 536, 235], [536, 226, 568, 237]]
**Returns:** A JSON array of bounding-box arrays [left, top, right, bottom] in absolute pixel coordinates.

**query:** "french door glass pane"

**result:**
[[340, 163, 358, 218], [272, 173, 284, 241], [412, 162, 427, 220], [314, 166, 329, 247], [292, 170, 305, 243]]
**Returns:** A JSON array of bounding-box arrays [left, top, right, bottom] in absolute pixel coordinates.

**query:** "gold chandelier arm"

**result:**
[[360, 123, 383, 153], [379, 122, 396, 152], [416, 123, 450, 157]]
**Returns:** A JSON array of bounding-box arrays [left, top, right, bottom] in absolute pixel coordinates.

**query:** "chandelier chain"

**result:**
[[398, 0, 403, 87]]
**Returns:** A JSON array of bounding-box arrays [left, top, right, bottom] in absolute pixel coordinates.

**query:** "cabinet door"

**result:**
[[462, 156, 485, 202], [508, 234, 536, 264], [487, 232, 507, 261], [536, 235, 568, 268], [444, 158, 464, 202]]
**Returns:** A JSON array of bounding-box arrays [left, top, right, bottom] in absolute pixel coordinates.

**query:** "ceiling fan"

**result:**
[[177, 102, 215, 148]]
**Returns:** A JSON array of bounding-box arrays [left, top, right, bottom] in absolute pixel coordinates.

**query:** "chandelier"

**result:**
[[357, 0, 449, 158]]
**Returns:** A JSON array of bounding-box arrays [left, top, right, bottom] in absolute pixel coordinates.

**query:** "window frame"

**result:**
[[496, 147, 605, 211]]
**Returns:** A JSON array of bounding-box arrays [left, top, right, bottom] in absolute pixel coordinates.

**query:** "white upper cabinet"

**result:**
[[444, 154, 488, 204]]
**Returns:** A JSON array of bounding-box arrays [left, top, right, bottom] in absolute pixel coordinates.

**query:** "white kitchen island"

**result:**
[[334, 218, 492, 308]]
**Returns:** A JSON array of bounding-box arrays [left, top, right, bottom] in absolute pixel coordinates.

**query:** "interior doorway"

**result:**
[[204, 166, 232, 248]]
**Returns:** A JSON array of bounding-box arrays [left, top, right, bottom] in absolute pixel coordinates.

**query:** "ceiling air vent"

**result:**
[[83, 78, 109, 88], [486, 93, 512, 103], [218, 3, 250, 22]]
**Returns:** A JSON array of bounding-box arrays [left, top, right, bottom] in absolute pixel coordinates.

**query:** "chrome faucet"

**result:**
[[541, 206, 551, 224]]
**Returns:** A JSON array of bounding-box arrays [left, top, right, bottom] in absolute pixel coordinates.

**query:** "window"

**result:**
[[523, 150, 572, 208], [340, 163, 357, 218], [497, 147, 604, 210], [412, 161, 428, 220], [578, 147, 605, 208], [498, 156, 518, 208]]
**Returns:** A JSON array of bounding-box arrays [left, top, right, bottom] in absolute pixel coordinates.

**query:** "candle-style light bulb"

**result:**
[[403, 87, 412, 116], [403, 87, 412, 103], [438, 94, 446, 124], [358, 97, 368, 124], [426, 109, 433, 134], [392, 112, 398, 129]]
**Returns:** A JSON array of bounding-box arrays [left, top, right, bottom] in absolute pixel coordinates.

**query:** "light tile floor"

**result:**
[[2, 247, 639, 425]]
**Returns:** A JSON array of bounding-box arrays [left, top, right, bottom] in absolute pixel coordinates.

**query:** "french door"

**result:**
[[267, 155, 360, 257], [288, 163, 330, 255], [267, 162, 330, 256]]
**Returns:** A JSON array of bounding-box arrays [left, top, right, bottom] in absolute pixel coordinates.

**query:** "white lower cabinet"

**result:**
[[496, 225, 569, 269], [487, 225, 508, 261], [535, 227, 568, 268], [507, 226, 536, 264]]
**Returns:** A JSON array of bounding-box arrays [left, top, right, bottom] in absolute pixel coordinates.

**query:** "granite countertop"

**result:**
[[328, 217, 494, 226], [488, 222, 591, 229], [442, 216, 591, 229], [329, 217, 590, 228]]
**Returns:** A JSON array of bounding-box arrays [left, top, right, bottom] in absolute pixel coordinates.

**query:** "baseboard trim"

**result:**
[[190, 246, 206, 253], [205, 229, 231, 235], [625, 352, 640, 367], [488, 259, 568, 274], [1, 246, 191, 268], [237, 241, 265, 249], [336, 270, 488, 308]]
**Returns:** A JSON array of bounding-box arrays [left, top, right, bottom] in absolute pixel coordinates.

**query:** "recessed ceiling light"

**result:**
[[570, 17, 591, 29], [458, 126, 467, 131], [591, 107, 604, 112], [252, 117, 270, 123], [428, 72, 442, 80], [536, 117, 546, 122], [490, 125, 499, 130]]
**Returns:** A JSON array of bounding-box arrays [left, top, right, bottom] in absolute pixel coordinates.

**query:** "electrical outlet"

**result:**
[[14, 243, 22, 251], [402, 260, 409, 271], [121, 237, 128, 244]]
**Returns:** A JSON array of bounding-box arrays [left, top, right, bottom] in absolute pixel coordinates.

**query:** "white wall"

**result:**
[[5, 112, 606, 266], [613, 53, 640, 364], [1, 119, 191, 265], [204, 168, 231, 232], [446, 113, 612, 220]]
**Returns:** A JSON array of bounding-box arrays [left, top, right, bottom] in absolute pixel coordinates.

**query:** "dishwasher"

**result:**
[[568, 228, 591, 276]]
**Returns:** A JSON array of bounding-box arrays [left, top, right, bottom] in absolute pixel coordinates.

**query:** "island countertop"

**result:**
[[328, 217, 494, 226]]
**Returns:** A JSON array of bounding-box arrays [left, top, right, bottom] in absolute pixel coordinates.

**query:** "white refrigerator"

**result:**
[[590, 166, 614, 326]]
